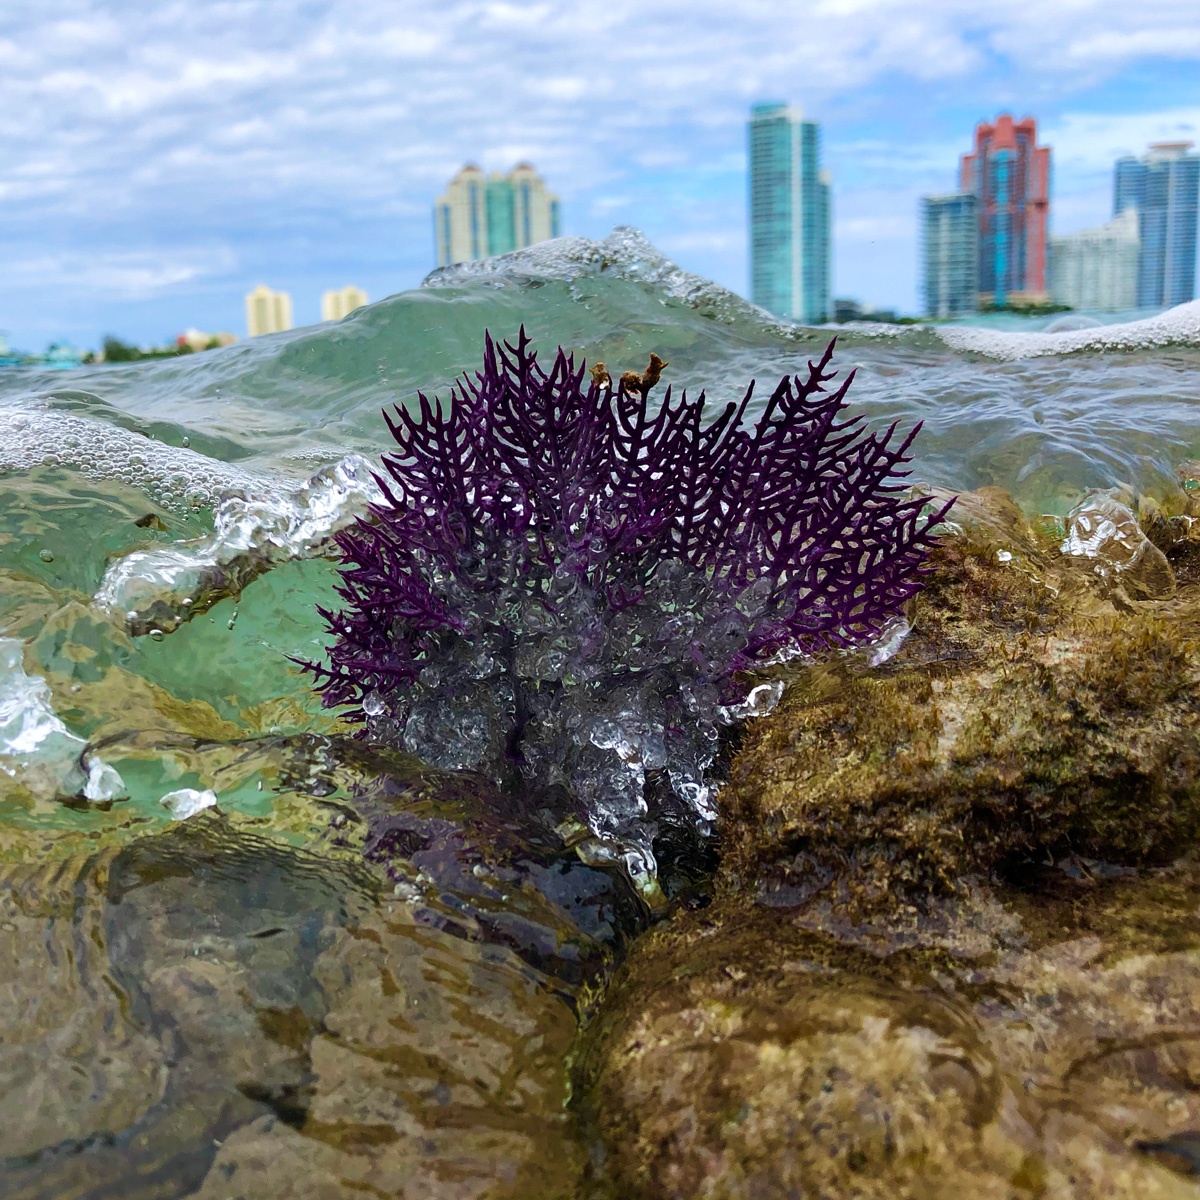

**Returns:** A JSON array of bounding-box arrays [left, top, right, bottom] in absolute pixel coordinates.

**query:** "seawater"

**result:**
[[1, 227, 1200, 1195]]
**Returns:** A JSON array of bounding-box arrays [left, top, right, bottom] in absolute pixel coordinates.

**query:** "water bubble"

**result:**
[[38, 548, 54, 563], [181, 436, 190, 447], [148, 628, 164, 642], [160, 787, 217, 821]]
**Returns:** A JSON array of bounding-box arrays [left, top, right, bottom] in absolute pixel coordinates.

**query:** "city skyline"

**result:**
[[1, 2, 1198, 348]]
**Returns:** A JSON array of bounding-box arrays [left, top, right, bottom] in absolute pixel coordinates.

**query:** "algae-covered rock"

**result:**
[[579, 869, 1200, 1200], [722, 490, 1200, 915], [579, 483, 1200, 1199]]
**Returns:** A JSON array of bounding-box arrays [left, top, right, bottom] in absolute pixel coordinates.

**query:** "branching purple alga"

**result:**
[[305, 329, 951, 881]]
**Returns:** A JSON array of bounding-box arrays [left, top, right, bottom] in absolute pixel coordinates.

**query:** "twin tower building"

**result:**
[[434, 164, 561, 268]]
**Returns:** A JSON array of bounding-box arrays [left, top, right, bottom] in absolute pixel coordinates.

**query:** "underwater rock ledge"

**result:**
[[576, 482, 1200, 1200]]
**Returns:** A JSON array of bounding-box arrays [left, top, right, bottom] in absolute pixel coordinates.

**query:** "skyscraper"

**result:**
[[960, 114, 1051, 307], [921, 193, 979, 318], [321, 285, 369, 322], [1113, 142, 1199, 308], [245, 285, 293, 337], [747, 104, 831, 323], [1049, 210, 1140, 312], [434, 164, 561, 267]]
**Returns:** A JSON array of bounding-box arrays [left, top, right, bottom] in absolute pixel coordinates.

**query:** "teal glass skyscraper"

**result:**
[[748, 104, 831, 323], [1114, 142, 1199, 308], [921, 193, 979, 318]]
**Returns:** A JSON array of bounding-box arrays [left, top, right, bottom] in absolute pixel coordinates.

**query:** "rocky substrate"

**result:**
[[576, 478, 1200, 1199]]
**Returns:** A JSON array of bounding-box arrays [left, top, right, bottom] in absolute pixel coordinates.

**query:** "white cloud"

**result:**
[[1046, 107, 1200, 169], [0, 0, 1198, 339], [2, 248, 238, 299]]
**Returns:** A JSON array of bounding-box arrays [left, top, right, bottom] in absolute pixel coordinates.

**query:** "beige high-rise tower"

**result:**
[[434, 163, 561, 267], [321, 285, 369, 322], [507, 163, 558, 252], [245, 285, 294, 337]]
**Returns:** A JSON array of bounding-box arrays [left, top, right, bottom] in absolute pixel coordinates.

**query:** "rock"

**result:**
[[578, 867, 1200, 1199], [0, 737, 649, 1199], [721, 492, 1200, 917], [578, 483, 1200, 1199]]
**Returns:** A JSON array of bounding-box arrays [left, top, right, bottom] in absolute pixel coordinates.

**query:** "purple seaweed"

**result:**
[[304, 329, 950, 879]]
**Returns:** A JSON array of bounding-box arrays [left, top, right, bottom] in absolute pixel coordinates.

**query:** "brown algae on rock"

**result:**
[[723, 498, 1200, 916], [577, 874, 1200, 1199]]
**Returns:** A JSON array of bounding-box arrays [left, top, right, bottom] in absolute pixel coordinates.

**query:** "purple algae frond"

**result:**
[[305, 329, 951, 876]]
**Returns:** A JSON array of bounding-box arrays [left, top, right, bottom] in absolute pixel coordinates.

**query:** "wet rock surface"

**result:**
[[0, 740, 650, 1199], [5, 483, 1200, 1198], [724, 489, 1200, 915], [576, 483, 1200, 1199], [578, 873, 1200, 1199]]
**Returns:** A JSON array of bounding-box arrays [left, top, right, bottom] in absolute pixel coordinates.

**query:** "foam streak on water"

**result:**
[[93, 454, 384, 635]]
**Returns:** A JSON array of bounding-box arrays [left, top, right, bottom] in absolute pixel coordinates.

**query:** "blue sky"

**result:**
[[2, 0, 1199, 349]]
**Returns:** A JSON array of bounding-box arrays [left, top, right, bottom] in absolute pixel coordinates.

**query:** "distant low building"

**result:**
[[177, 328, 237, 352], [1049, 210, 1139, 312], [245, 285, 293, 337], [921, 193, 979, 318], [833, 298, 899, 323], [434, 164, 561, 267], [41, 342, 84, 369], [321, 285, 369, 322]]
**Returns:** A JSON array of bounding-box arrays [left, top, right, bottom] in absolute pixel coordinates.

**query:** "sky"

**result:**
[[2, 0, 1199, 349]]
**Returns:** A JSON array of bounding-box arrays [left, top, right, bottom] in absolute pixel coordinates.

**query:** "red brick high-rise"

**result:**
[[960, 114, 1051, 306]]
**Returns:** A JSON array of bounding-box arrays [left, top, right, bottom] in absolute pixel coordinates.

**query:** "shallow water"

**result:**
[[1, 227, 1200, 1195]]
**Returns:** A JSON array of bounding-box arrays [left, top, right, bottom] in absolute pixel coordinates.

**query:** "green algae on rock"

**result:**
[[721, 493, 1200, 917]]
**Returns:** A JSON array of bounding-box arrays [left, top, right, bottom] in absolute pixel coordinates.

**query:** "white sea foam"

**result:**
[[938, 300, 1200, 360], [160, 787, 217, 820], [0, 404, 272, 510], [94, 454, 384, 634], [0, 638, 125, 801]]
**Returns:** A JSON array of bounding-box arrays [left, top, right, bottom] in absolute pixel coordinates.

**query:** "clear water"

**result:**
[[2, 227, 1200, 1195]]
